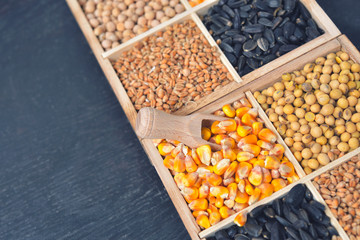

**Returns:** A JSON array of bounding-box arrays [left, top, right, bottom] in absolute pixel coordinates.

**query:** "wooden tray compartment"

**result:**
[[140, 92, 308, 239], [100, 10, 245, 118], [194, 0, 341, 85]]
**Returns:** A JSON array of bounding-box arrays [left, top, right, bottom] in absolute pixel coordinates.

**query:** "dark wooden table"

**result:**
[[0, 0, 359, 239]]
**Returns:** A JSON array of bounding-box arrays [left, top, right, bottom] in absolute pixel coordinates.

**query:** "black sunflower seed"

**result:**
[[267, 0, 281, 8], [220, 42, 235, 53], [272, 16, 283, 29], [242, 24, 265, 33], [243, 50, 255, 58], [244, 223, 262, 237], [275, 215, 292, 227], [285, 227, 301, 240], [284, 0, 296, 11], [283, 22, 295, 39], [257, 11, 273, 18], [225, 52, 237, 65], [243, 39, 257, 51], [234, 234, 250, 240], [233, 34, 247, 43], [299, 229, 314, 240], [299, 2, 312, 20], [222, 4, 235, 18], [257, 37, 269, 51], [258, 17, 274, 27]]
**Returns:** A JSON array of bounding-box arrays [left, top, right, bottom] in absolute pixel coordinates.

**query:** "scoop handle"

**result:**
[[136, 107, 191, 140]]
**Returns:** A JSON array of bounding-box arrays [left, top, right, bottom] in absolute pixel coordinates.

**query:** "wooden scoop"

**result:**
[[135, 107, 229, 151]]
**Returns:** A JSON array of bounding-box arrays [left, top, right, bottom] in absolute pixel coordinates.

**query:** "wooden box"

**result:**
[[65, 0, 359, 238]]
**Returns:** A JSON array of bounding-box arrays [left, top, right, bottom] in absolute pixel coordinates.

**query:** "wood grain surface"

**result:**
[[0, 0, 359, 240]]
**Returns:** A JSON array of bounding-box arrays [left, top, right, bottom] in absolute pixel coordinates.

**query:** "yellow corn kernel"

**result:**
[[189, 199, 209, 211], [252, 122, 263, 136], [270, 144, 285, 156], [242, 144, 261, 156], [209, 211, 221, 226], [258, 128, 277, 143], [236, 162, 253, 181], [171, 144, 182, 158], [211, 151, 224, 165], [201, 127, 212, 141], [264, 155, 281, 170], [208, 196, 216, 205], [158, 142, 175, 156], [279, 162, 295, 178], [174, 152, 186, 173], [214, 197, 224, 208], [163, 155, 175, 170], [237, 151, 255, 162], [207, 203, 218, 214], [182, 172, 199, 187], [235, 191, 249, 204], [262, 167, 272, 183], [253, 159, 265, 168], [248, 166, 263, 186], [241, 113, 255, 126], [199, 184, 210, 199], [196, 214, 211, 229], [223, 148, 237, 161], [228, 131, 242, 142], [197, 165, 212, 179], [210, 186, 229, 199], [194, 177, 202, 188], [223, 177, 235, 186], [227, 183, 238, 200], [185, 155, 198, 173], [224, 199, 235, 208], [196, 145, 212, 166], [214, 159, 231, 175], [258, 183, 274, 197], [287, 174, 299, 184], [271, 169, 280, 179], [242, 135, 259, 146], [174, 172, 186, 188], [240, 97, 252, 108], [257, 140, 274, 150], [248, 188, 261, 205], [191, 149, 201, 165], [218, 119, 237, 132], [271, 178, 287, 192], [248, 158, 257, 165], [233, 202, 249, 212], [237, 179, 246, 193], [181, 187, 199, 200], [224, 161, 238, 179], [214, 134, 227, 145], [234, 212, 247, 227], [245, 179, 254, 195], [219, 206, 235, 219], [247, 108, 258, 118], [206, 173, 223, 186], [211, 121, 226, 134], [236, 107, 250, 118], [193, 210, 208, 218], [222, 104, 236, 118], [237, 125, 252, 137], [221, 138, 236, 150]]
